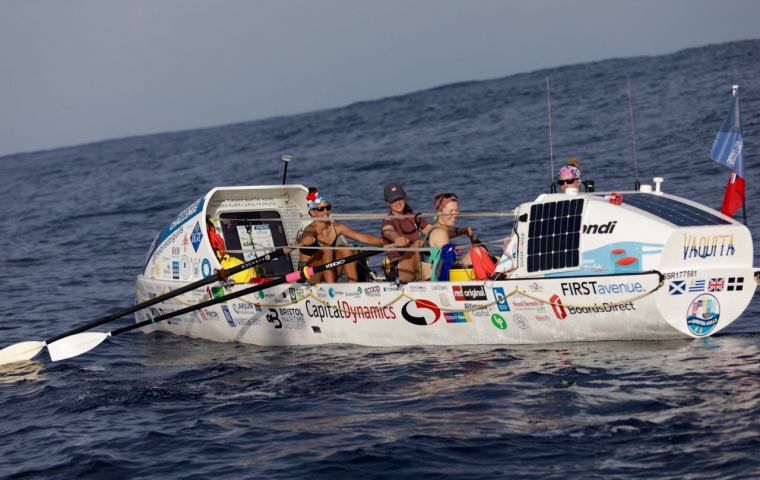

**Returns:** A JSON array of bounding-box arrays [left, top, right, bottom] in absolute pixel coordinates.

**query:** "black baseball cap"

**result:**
[[384, 183, 406, 203]]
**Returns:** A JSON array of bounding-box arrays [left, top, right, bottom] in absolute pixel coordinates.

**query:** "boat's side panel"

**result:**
[[135, 272, 690, 346]]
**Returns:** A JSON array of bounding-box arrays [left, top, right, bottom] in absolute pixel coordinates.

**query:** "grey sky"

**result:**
[[1, 0, 759, 157]]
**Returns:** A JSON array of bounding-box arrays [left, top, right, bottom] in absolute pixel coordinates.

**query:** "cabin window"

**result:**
[[219, 211, 294, 277]]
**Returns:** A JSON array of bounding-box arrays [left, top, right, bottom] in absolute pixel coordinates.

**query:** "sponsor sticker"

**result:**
[[549, 294, 567, 320], [201, 258, 212, 278], [513, 314, 529, 329], [401, 299, 440, 326], [221, 305, 236, 327], [491, 313, 507, 330], [444, 312, 469, 323], [492, 287, 510, 312], [190, 222, 203, 252], [452, 285, 487, 301], [686, 293, 720, 336]]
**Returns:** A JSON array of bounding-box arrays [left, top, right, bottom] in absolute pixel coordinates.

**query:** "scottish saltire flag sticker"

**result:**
[[669, 280, 686, 295]]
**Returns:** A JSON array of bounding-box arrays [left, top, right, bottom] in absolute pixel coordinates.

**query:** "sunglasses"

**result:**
[[312, 205, 332, 212], [557, 178, 579, 186]]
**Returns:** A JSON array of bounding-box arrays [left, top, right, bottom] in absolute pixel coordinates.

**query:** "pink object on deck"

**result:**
[[285, 271, 302, 283]]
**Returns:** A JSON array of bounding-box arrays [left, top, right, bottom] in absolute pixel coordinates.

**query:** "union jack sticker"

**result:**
[[708, 278, 724, 292]]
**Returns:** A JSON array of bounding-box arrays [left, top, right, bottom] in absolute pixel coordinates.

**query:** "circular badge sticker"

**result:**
[[201, 258, 212, 278], [686, 293, 720, 336], [491, 313, 507, 330]]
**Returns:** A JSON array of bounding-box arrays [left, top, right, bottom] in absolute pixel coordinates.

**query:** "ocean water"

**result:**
[[2, 39, 760, 478]]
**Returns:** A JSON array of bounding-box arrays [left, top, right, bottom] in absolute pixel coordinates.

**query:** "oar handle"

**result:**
[[44, 249, 286, 344], [111, 249, 381, 337]]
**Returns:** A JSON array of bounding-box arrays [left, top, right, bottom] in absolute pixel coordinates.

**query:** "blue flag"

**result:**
[[710, 91, 745, 177]]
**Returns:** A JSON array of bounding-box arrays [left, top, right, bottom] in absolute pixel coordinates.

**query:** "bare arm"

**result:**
[[337, 223, 385, 245]]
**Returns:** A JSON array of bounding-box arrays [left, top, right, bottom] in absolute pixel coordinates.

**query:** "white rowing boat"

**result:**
[[133, 183, 758, 345]]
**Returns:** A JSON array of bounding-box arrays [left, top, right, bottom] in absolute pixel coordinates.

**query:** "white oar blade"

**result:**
[[0, 341, 46, 365], [47, 332, 109, 361]]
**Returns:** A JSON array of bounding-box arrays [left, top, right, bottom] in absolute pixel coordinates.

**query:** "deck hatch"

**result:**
[[527, 199, 583, 273]]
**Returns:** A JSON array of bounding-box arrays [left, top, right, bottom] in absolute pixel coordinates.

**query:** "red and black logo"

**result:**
[[401, 299, 441, 326]]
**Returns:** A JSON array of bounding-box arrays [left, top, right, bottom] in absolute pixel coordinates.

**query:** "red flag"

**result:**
[[721, 171, 745, 217]]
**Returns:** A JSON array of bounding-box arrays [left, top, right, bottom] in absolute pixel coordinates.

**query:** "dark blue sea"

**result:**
[[2, 40, 760, 479]]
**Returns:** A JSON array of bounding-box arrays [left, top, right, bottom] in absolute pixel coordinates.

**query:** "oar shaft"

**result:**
[[111, 249, 381, 337], [44, 249, 285, 344]]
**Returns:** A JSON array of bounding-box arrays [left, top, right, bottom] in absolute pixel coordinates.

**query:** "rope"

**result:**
[[135, 271, 664, 315]]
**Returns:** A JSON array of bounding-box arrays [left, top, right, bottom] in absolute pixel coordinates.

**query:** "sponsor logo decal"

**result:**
[[492, 287, 510, 312], [682, 233, 735, 260], [491, 313, 507, 330], [328, 287, 336, 298], [669, 280, 685, 295], [190, 222, 203, 252], [550, 294, 567, 320], [513, 314, 529, 329], [401, 299, 441, 326], [686, 293, 720, 336], [172, 260, 180, 279], [444, 312, 469, 323], [201, 258, 212, 278], [363, 285, 381, 296], [567, 302, 635, 314], [304, 300, 396, 323], [191, 258, 200, 279], [180, 255, 191, 280], [582, 221, 617, 234], [221, 305, 235, 327], [452, 285, 488, 301], [560, 281, 644, 296], [527, 282, 544, 293]]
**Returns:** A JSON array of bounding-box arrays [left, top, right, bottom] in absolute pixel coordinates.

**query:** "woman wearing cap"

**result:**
[[299, 187, 400, 283], [381, 183, 430, 282], [420, 193, 476, 281], [557, 156, 582, 192]]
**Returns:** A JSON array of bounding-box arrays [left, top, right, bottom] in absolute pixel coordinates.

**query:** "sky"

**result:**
[[1, 0, 759, 158]]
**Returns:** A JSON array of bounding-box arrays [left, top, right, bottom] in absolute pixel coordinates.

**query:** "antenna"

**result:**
[[546, 77, 556, 193], [281, 154, 292, 185], [626, 73, 641, 191]]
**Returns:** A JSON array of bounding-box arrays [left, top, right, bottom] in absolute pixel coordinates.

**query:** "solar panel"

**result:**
[[527, 199, 584, 273], [620, 194, 731, 227]]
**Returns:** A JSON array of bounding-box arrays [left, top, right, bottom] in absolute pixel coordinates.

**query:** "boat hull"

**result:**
[[134, 268, 756, 346]]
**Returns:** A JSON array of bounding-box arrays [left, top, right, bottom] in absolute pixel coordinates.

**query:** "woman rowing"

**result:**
[[299, 187, 402, 283], [420, 192, 478, 281]]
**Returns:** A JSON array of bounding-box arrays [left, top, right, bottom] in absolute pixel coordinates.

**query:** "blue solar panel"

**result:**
[[527, 199, 583, 273], [620, 194, 731, 227]]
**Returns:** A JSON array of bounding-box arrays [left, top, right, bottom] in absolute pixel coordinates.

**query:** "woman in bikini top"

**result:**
[[298, 187, 404, 283]]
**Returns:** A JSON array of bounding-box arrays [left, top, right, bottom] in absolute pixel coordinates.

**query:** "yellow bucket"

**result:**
[[449, 267, 475, 281]]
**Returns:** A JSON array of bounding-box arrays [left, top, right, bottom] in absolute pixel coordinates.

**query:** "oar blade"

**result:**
[[0, 341, 46, 365], [47, 332, 109, 361]]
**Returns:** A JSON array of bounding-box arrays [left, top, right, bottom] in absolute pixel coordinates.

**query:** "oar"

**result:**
[[45, 249, 382, 362], [0, 249, 286, 365]]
